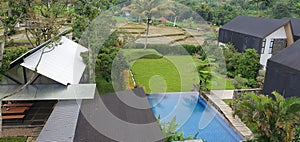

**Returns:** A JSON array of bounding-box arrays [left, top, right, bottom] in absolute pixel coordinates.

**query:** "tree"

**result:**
[[198, 59, 211, 91], [272, 2, 291, 19], [0, 0, 26, 68], [72, 0, 115, 82], [234, 92, 300, 141], [129, 0, 174, 49], [223, 45, 260, 80], [235, 49, 260, 80], [24, 0, 70, 47]]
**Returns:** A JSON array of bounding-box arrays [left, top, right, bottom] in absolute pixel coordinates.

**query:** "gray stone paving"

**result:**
[[210, 90, 234, 99], [201, 92, 253, 140]]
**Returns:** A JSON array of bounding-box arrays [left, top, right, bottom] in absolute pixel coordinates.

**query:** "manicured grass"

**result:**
[[209, 71, 235, 90], [121, 49, 162, 63], [0, 137, 27, 142], [131, 55, 235, 93], [131, 56, 199, 93], [95, 69, 115, 95]]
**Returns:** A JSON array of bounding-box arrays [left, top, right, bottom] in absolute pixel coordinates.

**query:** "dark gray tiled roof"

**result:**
[[37, 88, 164, 142], [74, 88, 164, 142], [221, 16, 289, 38], [282, 17, 300, 37], [269, 40, 300, 71], [37, 100, 82, 142]]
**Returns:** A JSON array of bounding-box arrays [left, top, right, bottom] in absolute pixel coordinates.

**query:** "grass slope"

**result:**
[[0, 137, 27, 142], [131, 56, 199, 93], [131, 55, 235, 93]]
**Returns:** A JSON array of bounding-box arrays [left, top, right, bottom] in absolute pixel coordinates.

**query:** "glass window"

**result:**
[[269, 39, 274, 54], [261, 39, 266, 54]]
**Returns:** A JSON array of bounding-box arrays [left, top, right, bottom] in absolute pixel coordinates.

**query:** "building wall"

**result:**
[[263, 60, 300, 98], [260, 27, 287, 69]]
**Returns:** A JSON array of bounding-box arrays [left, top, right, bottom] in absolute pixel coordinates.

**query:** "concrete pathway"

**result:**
[[210, 90, 234, 100]]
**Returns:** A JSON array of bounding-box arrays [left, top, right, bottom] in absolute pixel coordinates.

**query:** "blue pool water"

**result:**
[[147, 92, 244, 142]]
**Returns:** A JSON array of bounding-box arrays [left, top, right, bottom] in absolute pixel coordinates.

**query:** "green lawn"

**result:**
[[209, 71, 235, 90], [0, 137, 27, 142], [131, 55, 235, 93], [131, 56, 199, 93], [120, 49, 162, 63]]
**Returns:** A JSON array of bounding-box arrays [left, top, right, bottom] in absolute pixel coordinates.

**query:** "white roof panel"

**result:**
[[21, 36, 88, 85]]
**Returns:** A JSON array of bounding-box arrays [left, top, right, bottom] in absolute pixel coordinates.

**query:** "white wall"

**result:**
[[260, 26, 287, 70]]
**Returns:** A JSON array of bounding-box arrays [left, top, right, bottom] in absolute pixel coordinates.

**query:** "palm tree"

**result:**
[[198, 59, 211, 92], [129, 0, 174, 49], [234, 92, 300, 142]]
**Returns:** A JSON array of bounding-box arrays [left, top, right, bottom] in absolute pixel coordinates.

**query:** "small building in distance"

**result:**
[[218, 16, 294, 69], [263, 40, 300, 98]]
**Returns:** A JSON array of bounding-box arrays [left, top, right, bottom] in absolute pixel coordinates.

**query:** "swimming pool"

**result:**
[[147, 92, 244, 142]]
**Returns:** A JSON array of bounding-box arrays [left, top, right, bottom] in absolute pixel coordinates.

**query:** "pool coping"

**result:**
[[200, 92, 254, 141]]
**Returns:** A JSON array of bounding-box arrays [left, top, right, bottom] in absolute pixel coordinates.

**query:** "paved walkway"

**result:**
[[201, 93, 253, 140], [210, 90, 234, 99]]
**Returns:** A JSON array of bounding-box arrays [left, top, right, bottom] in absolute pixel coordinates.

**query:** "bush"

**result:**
[[231, 74, 248, 89], [293, 125, 300, 142], [223, 44, 260, 81], [246, 79, 258, 88], [124, 43, 205, 56], [140, 54, 163, 59], [1, 46, 29, 74]]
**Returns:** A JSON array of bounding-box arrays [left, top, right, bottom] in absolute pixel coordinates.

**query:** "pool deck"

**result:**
[[201, 92, 254, 140]]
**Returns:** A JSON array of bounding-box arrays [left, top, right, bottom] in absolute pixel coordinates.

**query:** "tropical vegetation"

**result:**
[[157, 116, 201, 142], [234, 92, 300, 142]]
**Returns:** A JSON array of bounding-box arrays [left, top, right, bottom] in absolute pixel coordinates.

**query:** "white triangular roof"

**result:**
[[21, 36, 88, 85]]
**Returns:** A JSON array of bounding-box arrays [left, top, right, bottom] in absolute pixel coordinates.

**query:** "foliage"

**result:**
[[271, 2, 291, 18], [124, 43, 205, 56], [0, 137, 27, 142], [235, 49, 260, 80], [234, 92, 300, 142], [111, 52, 130, 91], [256, 70, 265, 88], [24, 1, 70, 46], [231, 74, 248, 89], [157, 116, 200, 142], [223, 44, 260, 81], [0, 46, 29, 74], [293, 125, 300, 142], [95, 68, 114, 95], [129, 0, 175, 19], [198, 59, 211, 91]]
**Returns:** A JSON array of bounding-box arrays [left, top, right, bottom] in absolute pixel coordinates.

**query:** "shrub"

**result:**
[[140, 54, 163, 59], [124, 43, 206, 56], [246, 79, 258, 88], [231, 74, 248, 89], [293, 125, 300, 142]]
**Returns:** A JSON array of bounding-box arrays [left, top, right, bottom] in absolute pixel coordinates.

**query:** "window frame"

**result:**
[[261, 39, 266, 54], [269, 39, 275, 54]]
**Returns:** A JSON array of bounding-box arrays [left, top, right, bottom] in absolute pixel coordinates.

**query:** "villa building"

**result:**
[[218, 16, 294, 69], [263, 40, 300, 98]]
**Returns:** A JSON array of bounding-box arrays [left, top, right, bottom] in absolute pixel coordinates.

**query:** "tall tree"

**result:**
[[72, 0, 116, 82], [129, 0, 174, 49]]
